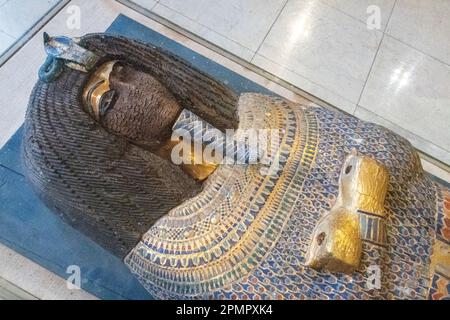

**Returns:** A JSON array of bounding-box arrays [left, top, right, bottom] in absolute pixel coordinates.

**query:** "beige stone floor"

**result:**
[[0, 0, 64, 56]]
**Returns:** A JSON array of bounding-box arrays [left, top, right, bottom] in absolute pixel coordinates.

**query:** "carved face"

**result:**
[[83, 61, 219, 181], [83, 61, 183, 150]]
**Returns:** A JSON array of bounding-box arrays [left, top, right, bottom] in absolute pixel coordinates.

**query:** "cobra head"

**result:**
[[42, 32, 100, 72]]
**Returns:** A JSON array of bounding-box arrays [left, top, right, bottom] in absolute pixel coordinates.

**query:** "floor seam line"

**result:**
[[256, 52, 357, 107], [153, 2, 256, 54], [0, 28, 17, 39], [150, 0, 159, 11], [355, 0, 398, 113], [385, 33, 450, 68], [317, 0, 393, 32], [0, 164, 24, 177], [251, 0, 289, 62]]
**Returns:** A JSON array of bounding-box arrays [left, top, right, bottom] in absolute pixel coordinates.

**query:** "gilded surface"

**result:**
[[157, 109, 222, 181], [82, 60, 118, 121], [305, 154, 389, 273], [125, 93, 449, 299], [157, 139, 218, 181]]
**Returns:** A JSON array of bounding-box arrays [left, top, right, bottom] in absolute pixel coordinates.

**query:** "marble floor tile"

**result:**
[[0, 30, 16, 54], [0, 243, 96, 300], [386, 0, 450, 65], [354, 106, 450, 166], [131, 0, 450, 167], [254, 0, 382, 109], [252, 53, 357, 114], [0, 0, 61, 38], [320, 0, 396, 30], [152, 3, 254, 60], [153, 0, 287, 60], [358, 35, 450, 163], [421, 158, 450, 185]]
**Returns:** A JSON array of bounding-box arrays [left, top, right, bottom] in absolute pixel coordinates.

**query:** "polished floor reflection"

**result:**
[[0, 0, 62, 56], [131, 0, 450, 166]]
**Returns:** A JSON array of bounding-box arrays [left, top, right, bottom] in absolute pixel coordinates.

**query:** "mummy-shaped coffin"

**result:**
[[23, 33, 450, 299]]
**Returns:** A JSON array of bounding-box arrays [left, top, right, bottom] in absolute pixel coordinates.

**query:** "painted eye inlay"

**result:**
[[99, 90, 117, 117]]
